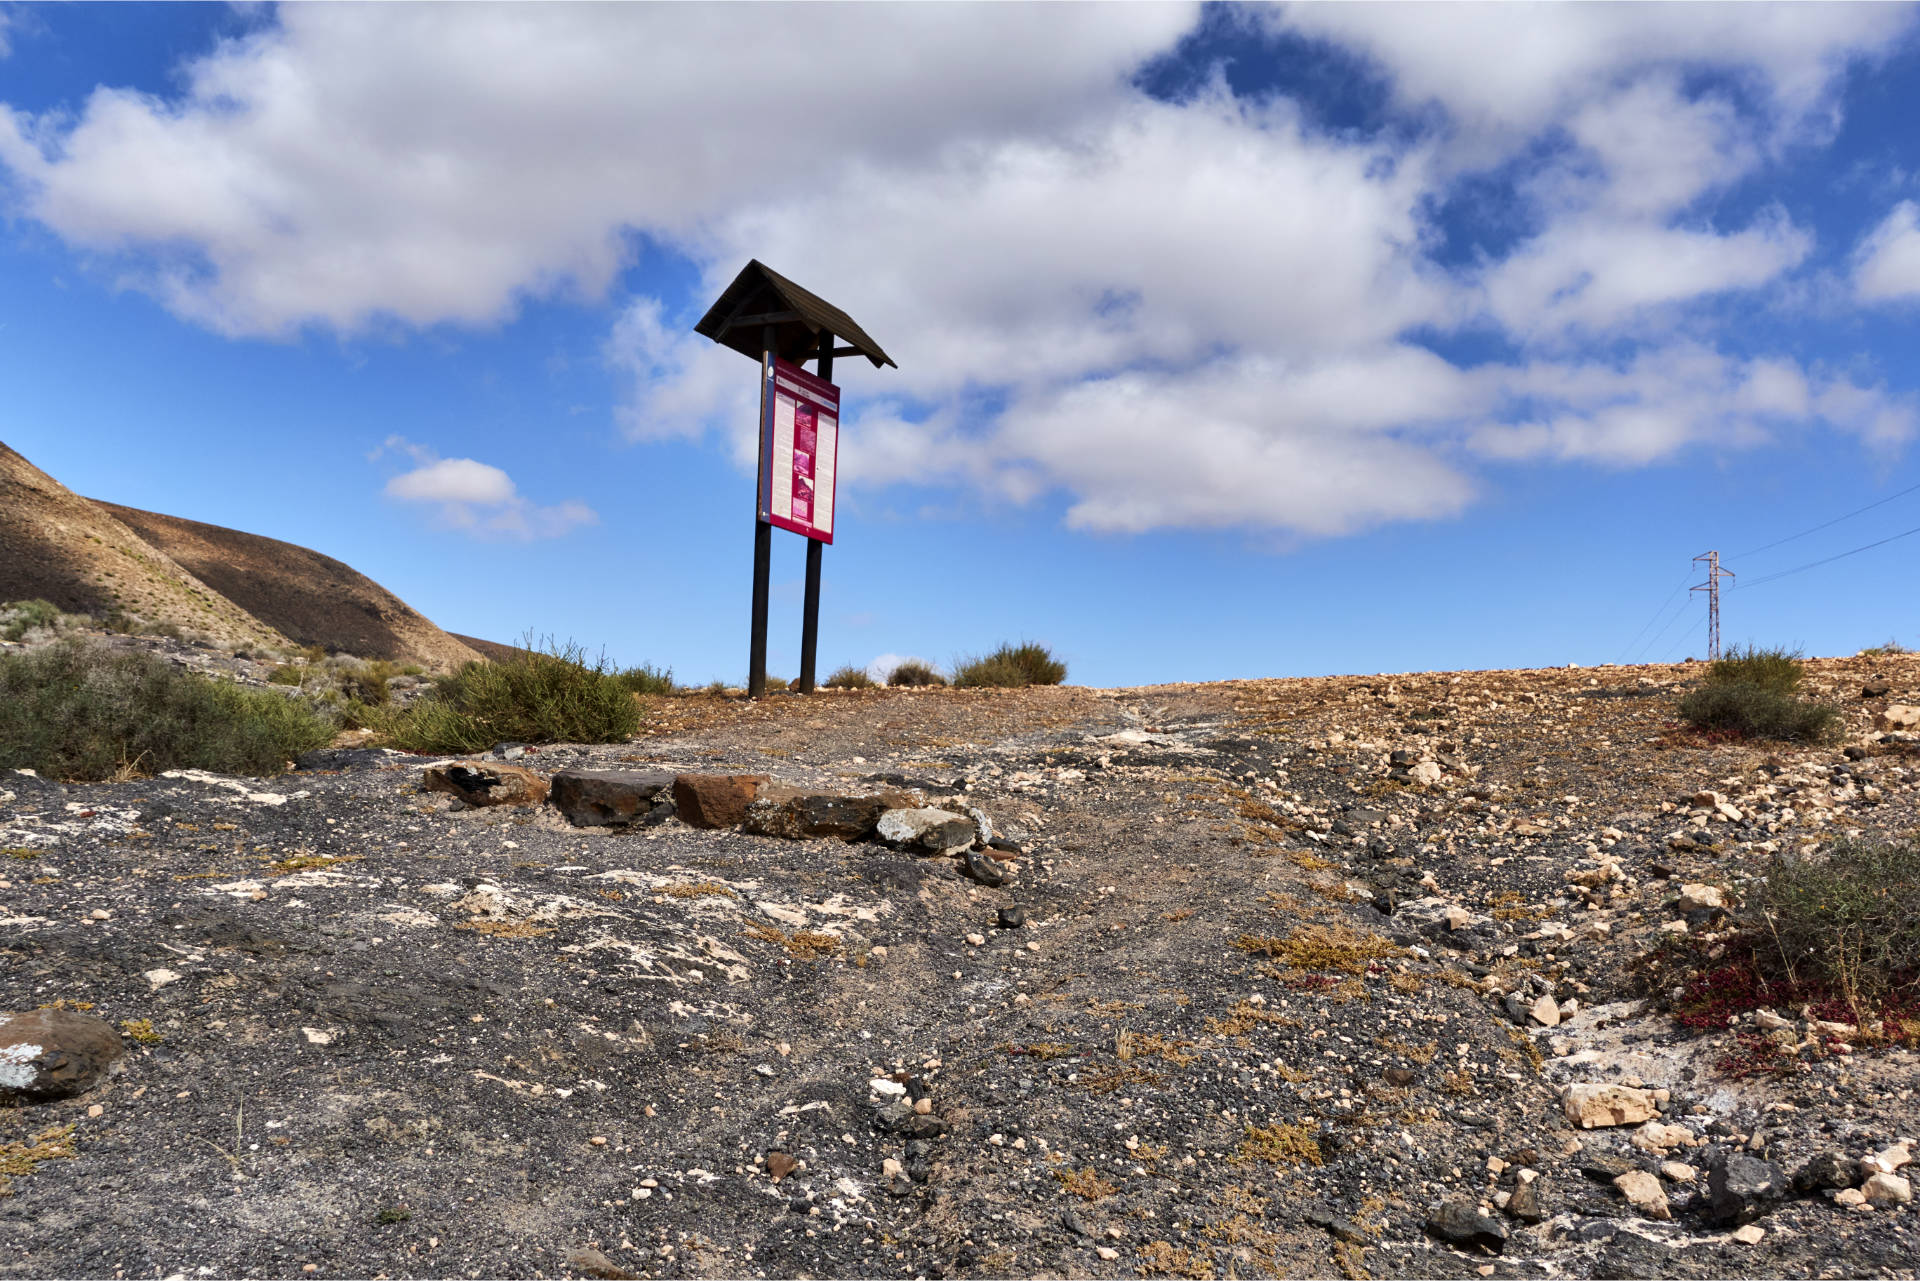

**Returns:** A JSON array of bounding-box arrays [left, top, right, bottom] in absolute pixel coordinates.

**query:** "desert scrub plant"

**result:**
[[0, 599, 64, 642], [823, 665, 877, 690], [1707, 643, 1805, 695], [1677, 682, 1840, 743], [887, 659, 945, 687], [0, 639, 335, 780], [1751, 837, 1920, 1013], [953, 641, 1066, 688], [370, 636, 640, 754], [614, 663, 676, 696], [1677, 644, 1839, 743], [1858, 639, 1911, 657]]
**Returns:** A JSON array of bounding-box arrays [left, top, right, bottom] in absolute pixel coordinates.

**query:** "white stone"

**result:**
[[1528, 995, 1561, 1028], [870, 1079, 906, 1097], [1834, 1187, 1868, 1208], [1613, 1169, 1671, 1220], [1631, 1122, 1696, 1153], [1730, 1225, 1764, 1245], [1676, 883, 1724, 912], [144, 968, 182, 991], [1562, 1083, 1658, 1129], [1408, 760, 1443, 786], [1873, 704, 1920, 732], [1659, 1161, 1697, 1184], [302, 1027, 334, 1045], [1863, 1173, 1912, 1206], [1096, 1248, 1119, 1261]]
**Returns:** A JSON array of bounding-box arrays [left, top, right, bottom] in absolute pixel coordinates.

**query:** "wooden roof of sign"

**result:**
[[694, 260, 897, 369]]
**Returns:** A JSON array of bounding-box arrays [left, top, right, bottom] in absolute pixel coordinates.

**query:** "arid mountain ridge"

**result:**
[[0, 440, 482, 669]]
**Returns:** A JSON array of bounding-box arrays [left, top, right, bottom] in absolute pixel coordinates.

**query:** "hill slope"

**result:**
[[99, 502, 481, 670], [0, 441, 289, 650]]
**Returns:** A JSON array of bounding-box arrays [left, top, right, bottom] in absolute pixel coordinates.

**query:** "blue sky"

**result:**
[[3, 3, 1919, 686]]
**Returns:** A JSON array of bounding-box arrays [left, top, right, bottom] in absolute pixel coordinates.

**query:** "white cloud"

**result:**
[[1274, 2, 1907, 152], [1472, 345, 1913, 465], [0, 10, 13, 59], [1854, 200, 1920, 302], [0, 4, 1193, 336], [380, 438, 597, 540], [1481, 210, 1813, 339], [3, 3, 1915, 543]]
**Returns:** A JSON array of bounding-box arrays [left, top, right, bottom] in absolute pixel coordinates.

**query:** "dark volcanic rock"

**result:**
[[549, 769, 675, 828], [1591, 1231, 1676, 1280], [1706, 1149, 1791, 1226], [1793, 1150, 1858, 1193], [0, 1007, 125, 1101], [1425, 1200, 1507, 1253], [744, 789, 902, 841], [963, 847, 1005, 887], [1505, 1179, 1547, 1223]]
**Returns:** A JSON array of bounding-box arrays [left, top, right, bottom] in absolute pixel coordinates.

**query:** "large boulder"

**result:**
[[422, 761, 549, 807], [550, 770, 675, 828], [744, 788, 911, 841], [0, 1008, 125, 1102], [672, 774, 770, 829]]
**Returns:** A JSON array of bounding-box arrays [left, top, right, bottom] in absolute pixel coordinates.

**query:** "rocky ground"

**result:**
[[3, 655, 1918, 1280]]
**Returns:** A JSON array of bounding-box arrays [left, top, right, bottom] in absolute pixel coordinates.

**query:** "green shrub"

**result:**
[[1859, 639, 1911, 657], [333, 659, 393, 708], [614, 663, 676, 696], [0, 639, 335, 780], [0, 599, 62, 642], [887, 659, 945, 687], [1706, 644, 1804, 696], [1676, 682, 1840, 743], [371, 636, 639, 754], [266, 664, 306, 685], [823, 665, 877, 690], [954, 642, 1067, 688], [1750, 837, 1920, 1008]]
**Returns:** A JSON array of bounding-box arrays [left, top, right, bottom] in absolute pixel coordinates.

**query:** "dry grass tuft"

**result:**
[[1055, 1166, 1118, 1200], [1233, 922, 1404, 974], [1235, 1121, 1322, 1167], [0, 1124, 76, 1196], [656, 881, 737, 900]]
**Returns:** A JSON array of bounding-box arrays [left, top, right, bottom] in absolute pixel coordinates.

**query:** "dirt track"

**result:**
[[3, 661, 1918, 1278]]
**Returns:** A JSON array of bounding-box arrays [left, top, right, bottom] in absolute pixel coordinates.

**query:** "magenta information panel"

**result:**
[[759, 356, 840, 544]]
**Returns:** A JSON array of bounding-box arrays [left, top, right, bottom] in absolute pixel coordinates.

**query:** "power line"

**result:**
[[1632, 591, 1696, 665], [1735, 521, 1920, 590], [1732, 478, 1920, 560], [1615, 572, 1693, 666], [1660, 616, 1704, 665]]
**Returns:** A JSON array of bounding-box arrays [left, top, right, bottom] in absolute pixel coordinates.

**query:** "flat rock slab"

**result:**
[[0, 1008, 125, 1101], [422, 761, 549, 807], [550, 769, 676, 828], [744, 788, 914, 841], [672, 773, 770, 829]]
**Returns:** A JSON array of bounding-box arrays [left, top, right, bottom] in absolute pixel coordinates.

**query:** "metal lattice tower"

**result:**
[[1691, 551, 1735, 662]]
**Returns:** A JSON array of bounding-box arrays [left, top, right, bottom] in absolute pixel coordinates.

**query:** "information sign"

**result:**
[[759, 356, 839, 544]]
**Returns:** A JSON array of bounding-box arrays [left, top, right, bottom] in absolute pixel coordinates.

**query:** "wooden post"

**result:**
[[797, 330, 832, 694], [748, 325, 775, 698]]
